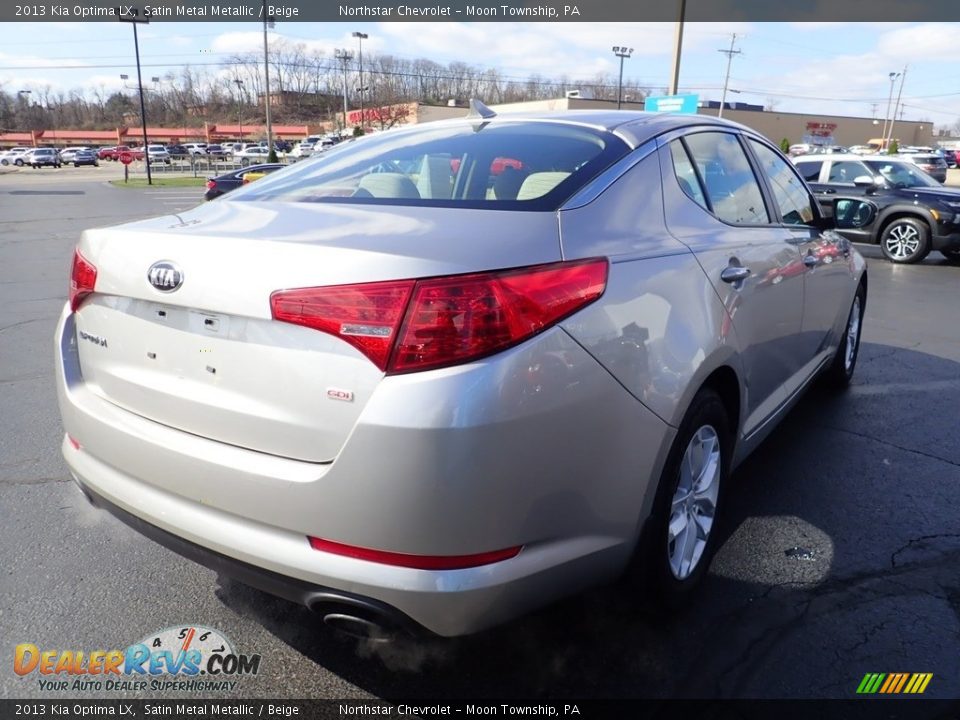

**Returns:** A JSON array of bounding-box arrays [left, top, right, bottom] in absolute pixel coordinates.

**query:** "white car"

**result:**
[[183, 143, 208, 156], [0, 147, 34, 166], [234, 146, 272, 160], [146, 145, 171, 165]]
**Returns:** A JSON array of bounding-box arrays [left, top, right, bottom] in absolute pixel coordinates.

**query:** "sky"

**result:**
[[2, 21, 960, 129]]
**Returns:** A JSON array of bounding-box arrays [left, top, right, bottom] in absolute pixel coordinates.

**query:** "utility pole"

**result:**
[[886, 66, 907, 150], [880, 71, 899, 147], [717, 33, 741, 119], [612, 46, 633, 110], [668, 0, 687, 96], [352, 31, 368, 134], [335, 49, 353, 131]]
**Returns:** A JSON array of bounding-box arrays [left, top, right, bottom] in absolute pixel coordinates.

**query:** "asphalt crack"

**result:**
[[821, 424, 960, 469]]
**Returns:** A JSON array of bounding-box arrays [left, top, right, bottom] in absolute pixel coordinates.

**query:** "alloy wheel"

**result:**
[[883, 224, 921, 261], [668, 425, 721, 580]]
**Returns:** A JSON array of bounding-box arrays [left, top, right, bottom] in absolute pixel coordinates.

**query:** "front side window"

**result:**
[[863, 160, 941, 188], [233, 122, 630, 210], [749, 140, 815, 226], [683, 132, 769, 225]]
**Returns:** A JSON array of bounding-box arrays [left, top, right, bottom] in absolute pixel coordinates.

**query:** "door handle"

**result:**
[[803, 254, 818, 268], [720, 266, 751, 283], [817, 188, 836, 195]]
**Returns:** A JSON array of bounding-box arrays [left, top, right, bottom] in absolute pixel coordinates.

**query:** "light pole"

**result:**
[[118, 6, 152, 185], [352, 31, 368, 134], [234, 79, 244, 142], [886, 67, 908, 151], [262, 0, 274, 158], [335, 48, 354, 131], [612, 46, 633, 110], [881, 71, 900, 150]]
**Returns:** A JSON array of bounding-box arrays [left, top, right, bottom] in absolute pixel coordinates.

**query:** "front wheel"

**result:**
[[15, 159, 24, 166], [642, 388, 731, 607], [879, 217, 930, 264], [823, 284, 866, 389]]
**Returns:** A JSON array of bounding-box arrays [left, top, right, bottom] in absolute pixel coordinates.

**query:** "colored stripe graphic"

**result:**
[[856, 672, 932, 694]]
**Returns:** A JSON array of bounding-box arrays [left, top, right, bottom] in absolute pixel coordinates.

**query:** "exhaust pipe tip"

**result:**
[[322, 612, 395, 644]]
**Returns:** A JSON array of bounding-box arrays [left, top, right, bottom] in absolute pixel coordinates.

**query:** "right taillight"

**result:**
[[270, 258, 607, 374], [205, 180, 216, 189], [69, 248, 97, 312]]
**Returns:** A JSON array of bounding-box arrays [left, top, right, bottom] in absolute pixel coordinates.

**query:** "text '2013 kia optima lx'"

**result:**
[[56, 105, 867, 639]]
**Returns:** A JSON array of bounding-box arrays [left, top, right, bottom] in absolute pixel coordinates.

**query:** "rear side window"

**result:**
[[827, 161, 869, 184], [669, 141, 709, 210], [749, 140, 815, 226], [233, 123, 630, 210], [796, 160, 823, 182], [683, 132, 769, 225]]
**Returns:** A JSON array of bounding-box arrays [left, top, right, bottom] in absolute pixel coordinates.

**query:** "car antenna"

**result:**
[[467, 98, 496, 131]]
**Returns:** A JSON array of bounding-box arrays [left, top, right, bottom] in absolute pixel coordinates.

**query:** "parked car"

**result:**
[[204, 163, 285, 200], [144, 145, 170, 165], [936, 147, 958, 168], [233, 146, 271, 161], [25, 148, 62, 168], [900, 153, 948, 183], [59, 147, 90, 163], [166, 144, 189, 159], [99, 146, 133, 161], [183, 143, 208, 156], [793, 153, 960, 263], [0, 147, 35, 166], [57, 109, 869, 639], [205, 144, 228, 158], [72, 149, 99, 167]]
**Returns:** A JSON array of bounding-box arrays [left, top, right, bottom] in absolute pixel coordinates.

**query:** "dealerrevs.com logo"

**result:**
[[14, 625, 261, 693]]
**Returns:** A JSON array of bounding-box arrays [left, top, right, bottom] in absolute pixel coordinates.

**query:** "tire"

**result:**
[[941, 249, 960, 265], [74, 163, 80, 168], [879, 217, 930, 264], [641, 388, 731, 608], [15, 159, 24, 166], [823, 284, 866, 389]]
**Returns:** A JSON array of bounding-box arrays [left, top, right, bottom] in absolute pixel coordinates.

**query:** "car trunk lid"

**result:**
[[72, 201, 562, 462]]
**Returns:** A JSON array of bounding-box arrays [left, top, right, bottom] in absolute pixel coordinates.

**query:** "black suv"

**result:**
[[794, 153, 960, 264]]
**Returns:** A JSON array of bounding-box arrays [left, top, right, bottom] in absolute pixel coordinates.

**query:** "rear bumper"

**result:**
[[73, 477, 428, 638], [55, 306, 673, 636]]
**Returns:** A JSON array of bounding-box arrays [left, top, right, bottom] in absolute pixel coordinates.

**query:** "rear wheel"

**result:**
[[879, 217, 930, 264], [823, 284, 865, 389], [643, 388, 730, 607]]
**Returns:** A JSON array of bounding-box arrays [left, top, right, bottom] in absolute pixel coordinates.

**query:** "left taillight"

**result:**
[[69, 248, 97, 312]]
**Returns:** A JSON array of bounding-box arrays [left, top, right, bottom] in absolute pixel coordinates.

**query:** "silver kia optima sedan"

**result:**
[[56, 106, 867, 638]]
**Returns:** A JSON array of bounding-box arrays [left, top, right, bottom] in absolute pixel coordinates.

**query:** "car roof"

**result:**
[[389, 110, 762, 149]]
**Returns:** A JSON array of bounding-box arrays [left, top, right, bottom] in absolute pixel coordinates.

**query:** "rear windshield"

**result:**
[[232, 121, 630, 210]]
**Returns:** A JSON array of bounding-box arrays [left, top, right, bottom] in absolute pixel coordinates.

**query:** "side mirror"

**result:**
[[853, 175, 882, 193], [833, 199, 877, 230]]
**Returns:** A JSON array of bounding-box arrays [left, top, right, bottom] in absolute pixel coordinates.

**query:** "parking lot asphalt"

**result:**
[[1, 173, 959, 703]]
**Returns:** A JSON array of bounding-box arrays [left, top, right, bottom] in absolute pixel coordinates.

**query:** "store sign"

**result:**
[[644, 94, 699, 114]]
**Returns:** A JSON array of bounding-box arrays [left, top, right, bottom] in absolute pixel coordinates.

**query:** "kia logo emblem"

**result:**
[[147, 261, 183, 292]]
